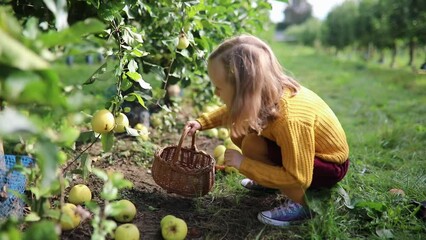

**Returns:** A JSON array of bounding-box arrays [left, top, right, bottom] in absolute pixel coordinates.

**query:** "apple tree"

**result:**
[[0, 0, 274, 239]]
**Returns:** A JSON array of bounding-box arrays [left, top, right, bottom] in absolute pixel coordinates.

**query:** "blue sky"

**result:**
[[268, 0, 346, 22]]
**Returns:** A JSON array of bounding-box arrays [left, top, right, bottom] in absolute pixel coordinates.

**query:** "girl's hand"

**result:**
[[224, 149, 243, 169], [185, 120, 201, 136]]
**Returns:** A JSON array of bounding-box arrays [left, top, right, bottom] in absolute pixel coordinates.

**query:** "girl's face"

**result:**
[[207, 59, 235, 107]]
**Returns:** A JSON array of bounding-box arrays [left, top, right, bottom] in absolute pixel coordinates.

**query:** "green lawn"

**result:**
[[258, 36, 426, 239]]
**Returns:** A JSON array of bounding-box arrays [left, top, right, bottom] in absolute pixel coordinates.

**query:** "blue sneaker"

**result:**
[[257, 199, 312, 227]]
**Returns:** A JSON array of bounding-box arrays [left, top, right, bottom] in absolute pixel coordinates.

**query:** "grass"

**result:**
[[219, 34, 426, 239], [51, 35, 426, 239]]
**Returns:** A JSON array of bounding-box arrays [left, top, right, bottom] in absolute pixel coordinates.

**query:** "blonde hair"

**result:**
[[208, 34, 300, 137]]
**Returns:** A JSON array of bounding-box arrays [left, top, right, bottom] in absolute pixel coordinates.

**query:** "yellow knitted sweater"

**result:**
[[196, 86, 349, 189]]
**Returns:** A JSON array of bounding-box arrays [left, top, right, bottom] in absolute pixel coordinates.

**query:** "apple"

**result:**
[[217, 128, 229, 140], [68, 184, 92, 205], [58, 150, 68, 164], [223, 137, 234, 148], [205, 128, 218, 138], [60, 203, 81, 231], [176, 33, 190, 50], [161, 217, 188, 240], [216, 154, 225, 166], [213, 145, 226, 159], [134, 123, 147, 132], [114, 113, 130, 133], [224, 166, 239, 174], [150, 114, 163, 128], [91, 109, 115, 134], [134, 123, 149, 140], [160, 214, 176, 227], [112, 199, 137, 223], [114, 223, 140, 240]]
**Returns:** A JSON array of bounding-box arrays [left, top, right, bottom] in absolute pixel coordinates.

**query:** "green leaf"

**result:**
[[36, 141, 60, 188], [355, 201, 387, 212], [376, 228, 394, 239], [337, 185, 355, 209], [81, 153, 92, 180], [126, 71, 142, 81], [92, 167, 108, 181], [38, 18, 106, 48], [23, 220, 58, 240], [125, 93, 147, 109], [58, 126, 80, 147], [101, 132, 114, 152], [24, 212, 41, 222], [0, 29, 49, 70]]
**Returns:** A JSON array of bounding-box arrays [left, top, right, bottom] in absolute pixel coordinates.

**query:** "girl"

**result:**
[[185, 34, 349, 227]]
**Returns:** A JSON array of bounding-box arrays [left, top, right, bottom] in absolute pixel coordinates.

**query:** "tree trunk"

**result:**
[[378, 50, 385, 64], [390, 42, 397, 68], [408, 37, 415, 66]]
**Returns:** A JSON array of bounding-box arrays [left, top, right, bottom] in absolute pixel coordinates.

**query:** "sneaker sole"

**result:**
[[257, 213, 306, 227]]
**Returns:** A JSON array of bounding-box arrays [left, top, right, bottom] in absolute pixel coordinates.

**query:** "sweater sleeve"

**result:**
[[196, 105, 228, 130], [239, 119, 315, 189]]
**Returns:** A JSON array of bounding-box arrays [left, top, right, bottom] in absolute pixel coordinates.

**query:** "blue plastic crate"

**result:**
[[0, 155, 34, 219]]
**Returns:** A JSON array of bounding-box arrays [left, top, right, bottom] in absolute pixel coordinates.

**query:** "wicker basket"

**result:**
[[151, 127, 215, 198]]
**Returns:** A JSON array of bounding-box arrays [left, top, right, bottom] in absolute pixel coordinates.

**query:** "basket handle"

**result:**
[[172, 126, 198, 163]]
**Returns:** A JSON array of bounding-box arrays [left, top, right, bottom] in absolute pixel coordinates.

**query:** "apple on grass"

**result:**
[[112, 199, 137, 223], [114, 223, 140, 240], [161, 217, 188, 240], [68, 184, 92, 205]]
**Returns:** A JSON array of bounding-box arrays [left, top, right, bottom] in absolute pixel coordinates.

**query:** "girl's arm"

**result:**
[[195, 105, 228, 130]]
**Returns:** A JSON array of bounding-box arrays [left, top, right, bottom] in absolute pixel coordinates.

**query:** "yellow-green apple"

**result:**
[[176, 34, 190, 50], [60, 203, 81, 231], [112, 199, 137, 223], [225, 166, 239, 174], [161, 217, 188, 240], [213, 145, 226, 159], [205, 128, 218, 138], [160, 214, 176, 227], [68, 184, 92, 205], [217, 128, 229, 140], [114, 223, 140, 240], [91, 109, 115, 134], [114, 113, 130, 133]]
